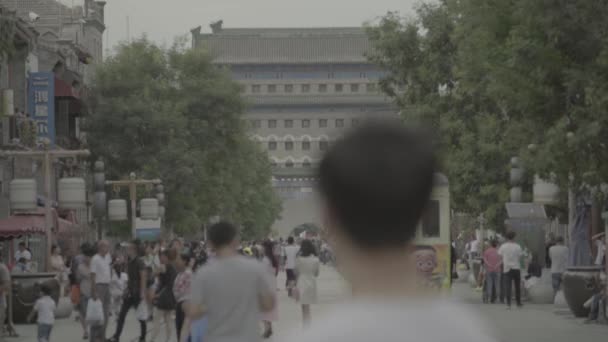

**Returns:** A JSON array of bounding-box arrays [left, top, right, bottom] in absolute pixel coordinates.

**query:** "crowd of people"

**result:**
[[21, 231, 324, 342]]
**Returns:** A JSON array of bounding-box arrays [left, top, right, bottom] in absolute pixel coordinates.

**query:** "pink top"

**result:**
[[483, 247, 502, 273]]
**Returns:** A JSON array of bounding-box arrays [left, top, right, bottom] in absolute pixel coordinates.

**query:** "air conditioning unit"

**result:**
[[1, 89, 14, 116]]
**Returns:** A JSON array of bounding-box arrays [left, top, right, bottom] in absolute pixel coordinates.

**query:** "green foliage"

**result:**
[[0, 8, 17, 61], [367, 0, 608, 230], [87, 38, 280, 238]]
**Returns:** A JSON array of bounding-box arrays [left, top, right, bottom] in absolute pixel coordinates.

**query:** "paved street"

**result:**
[[10, 266, 606, 342]]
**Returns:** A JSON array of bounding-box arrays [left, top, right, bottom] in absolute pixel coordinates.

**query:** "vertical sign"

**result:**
[[27, 72, 55, 145]]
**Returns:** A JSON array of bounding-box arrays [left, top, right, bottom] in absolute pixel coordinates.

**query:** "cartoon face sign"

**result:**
[[414, 246, 438, 277]]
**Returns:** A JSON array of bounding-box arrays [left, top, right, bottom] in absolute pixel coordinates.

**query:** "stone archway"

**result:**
[[291, 223, 321, 237], [271, 183, 323, 237]]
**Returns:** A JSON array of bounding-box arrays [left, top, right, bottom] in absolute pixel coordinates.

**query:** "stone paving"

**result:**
[[9, 266, 607, 342]]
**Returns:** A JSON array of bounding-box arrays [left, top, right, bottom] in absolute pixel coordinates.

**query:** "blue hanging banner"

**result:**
[[27, 72, 55, 145]]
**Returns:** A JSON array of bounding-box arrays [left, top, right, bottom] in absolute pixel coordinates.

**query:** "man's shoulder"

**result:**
[[286, 301, 494, 342]]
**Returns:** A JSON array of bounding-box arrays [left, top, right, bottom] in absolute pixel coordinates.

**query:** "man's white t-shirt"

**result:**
[[284, 245, 299, 270], [470, 240, 480, 254], [498, 242, 522, 273], [283, 299, 496, 342], [549, 245, 569, 274], [90, 254, 112, 284], [15, 250, 32, 262], [34, 295, 56, 325]]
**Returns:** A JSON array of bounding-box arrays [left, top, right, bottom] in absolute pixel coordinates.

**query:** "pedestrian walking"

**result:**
[[498, 231, 523, 308], [295, 239, 320, 328], [548, 236, 568, 295], [261, 240, 279, 338], [107, 241, 148, 342], [90, 240, 112, 341], [187, 222, 275, 342], [284, 237, 299, 296], [483, 240, 502, 303], [50, 246, 68, 296], [174, 252, 193, 342], [76, 246, 94, 339], [284, 122, 495, 342], [28, 284, 55, 342], [150, 250, 177, 342], [110, 262, 128, 316]]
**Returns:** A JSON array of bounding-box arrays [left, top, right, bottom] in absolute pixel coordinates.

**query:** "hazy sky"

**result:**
[[102, 0, 419, 51]]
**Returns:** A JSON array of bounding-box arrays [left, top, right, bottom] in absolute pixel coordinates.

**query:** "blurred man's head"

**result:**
[[18, 242, 26, 251], [287, 236, 294, 245], [208, 222, 239, 252], [506, 231, 516, 241], [98, 240, 109, 255], [555, 236, 564, 244], [319, 121, 436, 256]]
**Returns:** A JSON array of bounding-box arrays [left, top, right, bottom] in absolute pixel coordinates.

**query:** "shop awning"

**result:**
[[54, 77, 80, 99], [0, 209, 77, 240], [0, 214, 46, 239]]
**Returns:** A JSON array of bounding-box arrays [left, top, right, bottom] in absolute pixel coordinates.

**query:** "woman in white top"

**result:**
[[50, 245, 68, 295], [295, 239, 320, 327]]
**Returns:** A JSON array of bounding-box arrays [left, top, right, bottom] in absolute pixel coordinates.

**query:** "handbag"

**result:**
[[70, 285, 81, 305], [85, 298, 104, 326], [136, 302, 149, 321]]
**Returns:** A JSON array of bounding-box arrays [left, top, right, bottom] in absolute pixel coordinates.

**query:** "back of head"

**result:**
[[318, 120, 436, 250], [555, 236, 564, 244], [506, 231, 517, 241], [287, 236, 294, 245], [300, 239, 317, 257], [208, 221, 238, 249]]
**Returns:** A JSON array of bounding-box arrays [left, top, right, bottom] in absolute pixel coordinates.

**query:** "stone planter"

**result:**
[[11, 273, 59, 324], [54, 296, 73, 319], [526, 270, 554, 304], [562, 266, 602, 317]]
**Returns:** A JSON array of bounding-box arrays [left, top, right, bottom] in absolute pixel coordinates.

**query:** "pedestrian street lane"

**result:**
[[10, 266, 606, 342]]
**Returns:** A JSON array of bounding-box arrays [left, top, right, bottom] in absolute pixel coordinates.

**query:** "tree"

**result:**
[[366, 0, 608, 229], [366, 4, 516, 230], [87, 38, 280, 237]]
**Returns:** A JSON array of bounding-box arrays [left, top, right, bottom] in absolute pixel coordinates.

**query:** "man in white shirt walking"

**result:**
[[284, 237, 299, 296], [90, 240, 112, 341], [498, 231, 523, 308], [548, 236, 569, 295]]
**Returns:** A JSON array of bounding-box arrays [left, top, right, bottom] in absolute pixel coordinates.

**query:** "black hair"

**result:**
[[415, 245, 437, 252], [208, 221, 238, 248], [287, 236, 295, 245], [490, 239, 499, 248], [555, 236, 564, 243], [318, 120, 436, 249], [40, 284, 52, 296], [51, 245, 58, 254], [180, 252, 192, 265], [506, 231, 517, 240], [300, 239, 317, 257], [18, 242, 26, 247], [263, 240, 279, 269]]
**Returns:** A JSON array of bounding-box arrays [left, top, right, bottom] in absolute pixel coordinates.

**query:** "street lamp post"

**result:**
[[106, 173, 162, 238], [0, 148, 90, 271]]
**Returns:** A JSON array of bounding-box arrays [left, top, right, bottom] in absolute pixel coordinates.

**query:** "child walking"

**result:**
[[28, 284, 56, 342]]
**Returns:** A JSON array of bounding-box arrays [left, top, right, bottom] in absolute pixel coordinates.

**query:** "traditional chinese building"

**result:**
[[192, 22, 396, 236]]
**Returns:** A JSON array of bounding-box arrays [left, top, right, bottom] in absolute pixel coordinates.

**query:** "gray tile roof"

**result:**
[[195, 27, 372, 64]]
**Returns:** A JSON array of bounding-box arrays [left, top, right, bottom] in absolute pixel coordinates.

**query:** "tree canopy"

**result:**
[[366, 0, 608, 230], [87, 38, 280, 237]]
